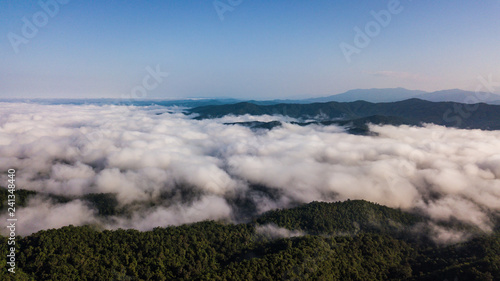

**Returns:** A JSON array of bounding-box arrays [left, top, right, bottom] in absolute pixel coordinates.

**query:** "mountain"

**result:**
[[292, 88, 500, 104], [2, 196, 499, 280], [303, 88, 426, 103], [225, 115, 420, 135], [415, 89, 500, 104], [7, 89, 499, 107], [255, 200, 425, 235], [188, 99, 500, 130]]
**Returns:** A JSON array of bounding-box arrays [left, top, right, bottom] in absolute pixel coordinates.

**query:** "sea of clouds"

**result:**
[[0, 102, 499, 241]]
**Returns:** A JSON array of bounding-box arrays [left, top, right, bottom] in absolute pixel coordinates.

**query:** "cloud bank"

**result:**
[[0, 102, 499, 238], [256, 224, 305, 239]]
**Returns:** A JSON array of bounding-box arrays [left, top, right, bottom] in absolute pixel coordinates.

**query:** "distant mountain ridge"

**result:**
[[296, 88, 500, 104], [5, 88, 499, 106], [189, 98, 500, 130], [303, 88, 426, 103], [414, 89, 500, 104]]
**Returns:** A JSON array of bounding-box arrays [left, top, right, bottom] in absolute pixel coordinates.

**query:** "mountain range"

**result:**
[[189, 98, 500, 131], [4, 88, 500, 106], [275, 88, 500, 104]]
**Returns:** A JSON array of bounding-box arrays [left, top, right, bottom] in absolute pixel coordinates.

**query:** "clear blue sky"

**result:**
[[1, 0, 499, 99]]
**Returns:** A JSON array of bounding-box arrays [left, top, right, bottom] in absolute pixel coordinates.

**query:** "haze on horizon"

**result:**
[[1, 0, 500, 99]]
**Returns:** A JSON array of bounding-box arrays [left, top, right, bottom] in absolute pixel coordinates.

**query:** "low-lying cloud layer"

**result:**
[[0, 103, 499, 238], [256, 224, 305, 239]]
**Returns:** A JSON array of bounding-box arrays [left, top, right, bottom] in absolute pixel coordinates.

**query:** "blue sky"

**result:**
[[1, 0, 499, 99]]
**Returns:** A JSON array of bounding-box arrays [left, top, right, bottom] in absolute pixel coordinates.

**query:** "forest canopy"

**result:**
[[1, 195, 499, 281]]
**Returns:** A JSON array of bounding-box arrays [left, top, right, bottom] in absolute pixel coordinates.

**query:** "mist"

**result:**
[[1, 102, 499, 239]]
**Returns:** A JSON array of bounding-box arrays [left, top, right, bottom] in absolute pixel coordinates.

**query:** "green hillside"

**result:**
[[1, 198, 499, 280], [255, 200, 424, 235], [189, 99, 500, 130]]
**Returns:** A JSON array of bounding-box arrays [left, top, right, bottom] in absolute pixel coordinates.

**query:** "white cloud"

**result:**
[[256, 224, 305, 239], [0, 102, 499, 238]]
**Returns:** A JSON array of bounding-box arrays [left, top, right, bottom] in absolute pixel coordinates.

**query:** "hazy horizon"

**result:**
[[0, 86, 498, 102]]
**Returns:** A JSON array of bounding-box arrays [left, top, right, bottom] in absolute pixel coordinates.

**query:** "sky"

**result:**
[[1, 0, 500, 100]]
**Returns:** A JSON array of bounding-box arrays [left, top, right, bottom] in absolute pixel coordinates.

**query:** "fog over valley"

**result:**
[[1, 102, 499, 242]]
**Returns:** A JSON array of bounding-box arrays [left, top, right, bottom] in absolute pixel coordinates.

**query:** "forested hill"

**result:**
[[255, 200, 424, 235], [1, 197, 499, 280], [188, 99, 500, 130]]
